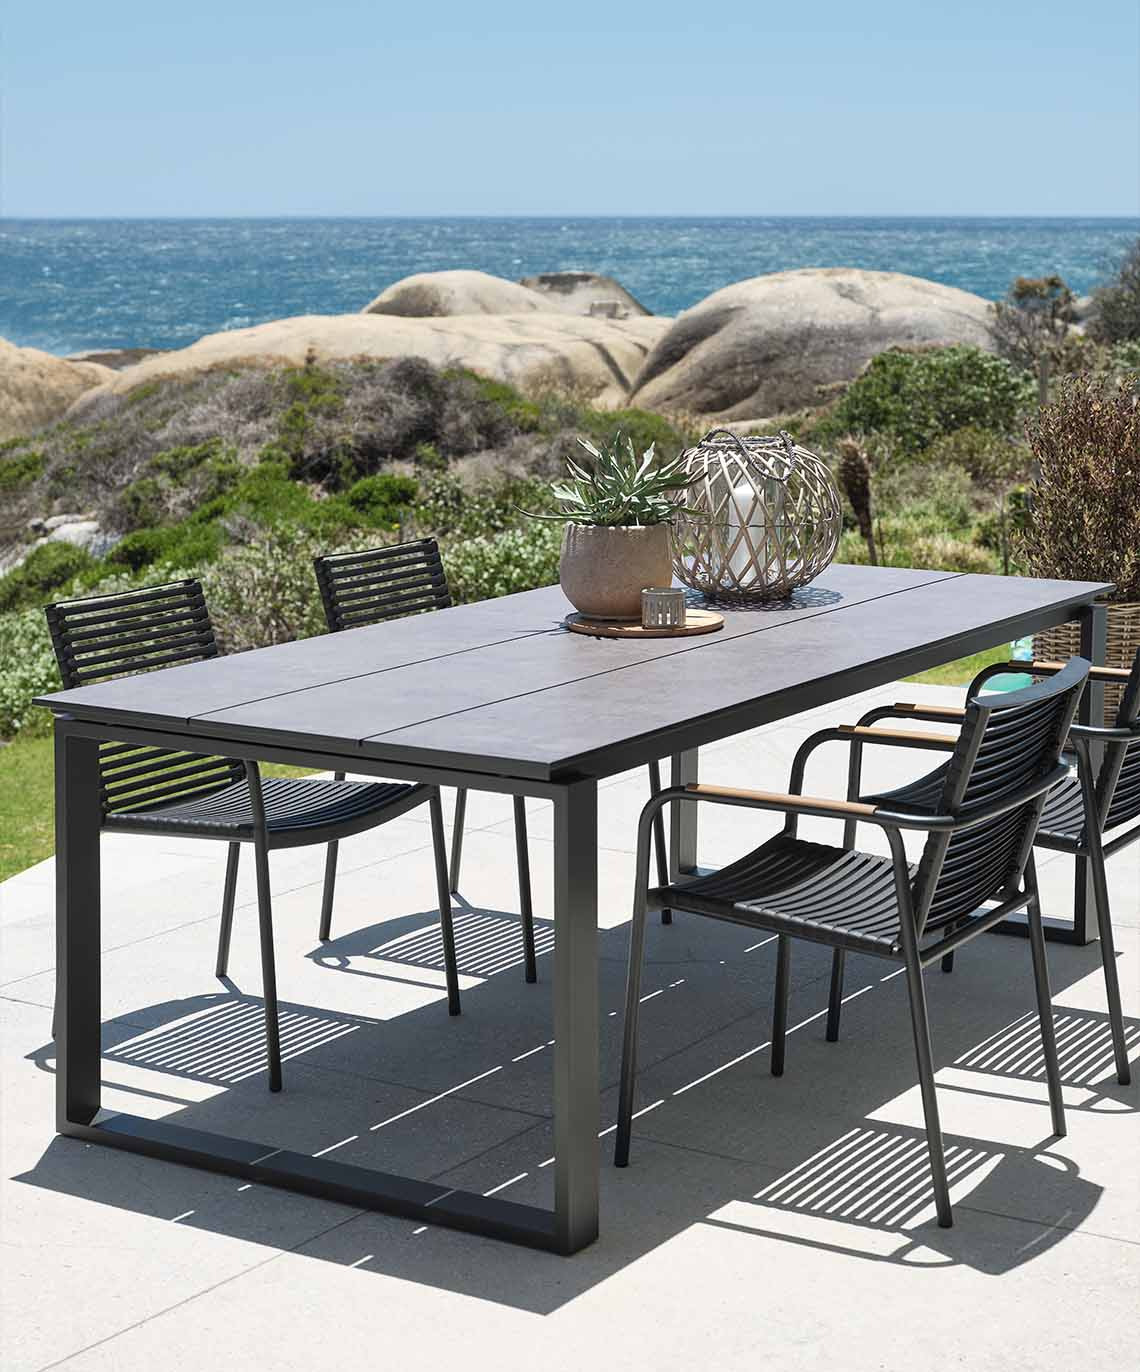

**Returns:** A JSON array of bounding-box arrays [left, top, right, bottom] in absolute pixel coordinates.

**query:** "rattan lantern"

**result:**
[[671, 429, 842, 602]]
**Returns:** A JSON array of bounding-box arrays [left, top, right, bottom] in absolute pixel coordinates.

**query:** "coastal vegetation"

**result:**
[[2, 251, 1138, 875]]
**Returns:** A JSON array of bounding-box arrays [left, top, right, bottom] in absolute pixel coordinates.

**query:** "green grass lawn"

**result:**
[[904, 643, 1012, 687], [0, 734, 314, 883]]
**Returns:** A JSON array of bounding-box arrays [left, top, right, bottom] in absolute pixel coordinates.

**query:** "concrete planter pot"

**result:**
[[559, 523, 674, 621]]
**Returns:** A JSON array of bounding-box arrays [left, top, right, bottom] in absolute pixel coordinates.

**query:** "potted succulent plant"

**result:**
[[531, 433, 698, 620], [1021, 372, 1140, 712]]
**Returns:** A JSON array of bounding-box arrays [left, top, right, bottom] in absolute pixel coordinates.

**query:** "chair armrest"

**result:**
[[1019, 659, 1133, 685], [676, 781, 953, 834], [1069, 721, 1140, 743], [687, 783, 877, 818], [857, 702, 967, 728], [891, 703, 967, 721], [837, 725, 959, 751]]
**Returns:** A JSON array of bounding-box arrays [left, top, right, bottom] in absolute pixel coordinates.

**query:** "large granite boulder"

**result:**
[[519, 271, 652, 318], [69, 311, 671, 412], [0, 338, 113, 439], [629, 269, 996, 418], [362, 270, 546, 317]]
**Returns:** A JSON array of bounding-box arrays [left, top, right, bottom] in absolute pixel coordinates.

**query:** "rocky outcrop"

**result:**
[[629, 269, 997, 418], [362, 270, 546, 317], [69, 312, 672, 412], [518, 272, 652, 318], [25, 513, 115, 560], [66, 347, 166, 371], [0, 338, 113, 440]]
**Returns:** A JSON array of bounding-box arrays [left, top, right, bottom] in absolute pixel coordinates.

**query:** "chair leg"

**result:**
[[1025, 857, 1067, 1136], [251, 834, 283, 1093], [215, 842, 241, 977], [771, 935, 791, 1075], [614, 904, 649, 1167], [826, 948, 845, 1042], [318, 839, 338, 943], [900, 948, 952, 1227], [430, 790, 461, 1016], [648, 760, 671, 924], [513, 795, 537, 983], [1086, 834, 1132, 1086], [448, 788, 468, 893]]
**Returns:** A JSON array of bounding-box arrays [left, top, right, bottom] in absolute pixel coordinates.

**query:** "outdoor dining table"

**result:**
[[38, 563, 1111, 1254]]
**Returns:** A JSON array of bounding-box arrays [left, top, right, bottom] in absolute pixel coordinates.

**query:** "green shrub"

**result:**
[[825, 346, 1035, 454], [199, 525, 350, 653], [576, 408, 691, 461], [118, 475, 167, 529], [1089, 238, 1140, 344], [921, 425, 1032, 485], [414, 472, 553, 540], [442, 523, 563, 604], [345, 473, 419, 525], [149, 438, 228, 481], [976, 487, 1031, 552], [0, 607, 60, 737], [461, 374, 543, 432], [108, 522, 224, 572], [230, 461, 315, 524], [0, 448, 45, 489], [1021, 373, 1140, 602], [0, 542, 98, 614]]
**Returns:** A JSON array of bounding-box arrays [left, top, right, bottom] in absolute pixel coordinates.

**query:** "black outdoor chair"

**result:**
[[45, 579, 459, 1092], [614, 658, 1090, 1227], [832, 647, 1140, 1086], [313, 538, 676, 981]]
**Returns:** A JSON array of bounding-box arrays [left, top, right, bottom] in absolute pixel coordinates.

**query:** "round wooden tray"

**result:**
[[564, 609, 724, 639]]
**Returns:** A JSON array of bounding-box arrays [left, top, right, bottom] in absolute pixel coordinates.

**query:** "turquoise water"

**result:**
[[1, 216, 1136, 357]]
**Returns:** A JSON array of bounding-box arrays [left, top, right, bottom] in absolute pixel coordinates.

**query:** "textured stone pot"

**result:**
[[559, 523, 674, 620]]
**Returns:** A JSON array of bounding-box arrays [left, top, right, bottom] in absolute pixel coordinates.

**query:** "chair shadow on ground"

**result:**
[[13, 897, 1138, 1315]]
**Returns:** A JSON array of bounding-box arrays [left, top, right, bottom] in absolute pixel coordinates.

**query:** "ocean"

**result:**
[[2, 216, 1136, 358]]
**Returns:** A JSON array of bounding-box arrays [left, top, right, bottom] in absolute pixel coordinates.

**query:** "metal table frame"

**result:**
[[44, 571, 1108, 1254]]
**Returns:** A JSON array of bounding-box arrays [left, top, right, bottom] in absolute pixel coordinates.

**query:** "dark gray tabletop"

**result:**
[[38, 565, 1110, 782]]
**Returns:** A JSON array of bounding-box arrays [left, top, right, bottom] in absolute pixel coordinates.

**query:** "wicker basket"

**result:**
[[1032, 601, 1140, 719]]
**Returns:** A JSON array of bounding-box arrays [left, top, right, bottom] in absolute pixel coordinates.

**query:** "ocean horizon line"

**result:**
[[4, 212, 1139, 224]]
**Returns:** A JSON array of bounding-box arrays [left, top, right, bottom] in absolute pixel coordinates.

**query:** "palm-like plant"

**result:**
[[528, 433, 699, 527]]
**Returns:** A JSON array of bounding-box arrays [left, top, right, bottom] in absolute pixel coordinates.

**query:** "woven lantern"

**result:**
[[671, 429, 842, 602]]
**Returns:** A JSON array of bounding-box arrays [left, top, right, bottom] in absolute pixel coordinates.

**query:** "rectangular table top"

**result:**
[[38, 565, 1109, 782]]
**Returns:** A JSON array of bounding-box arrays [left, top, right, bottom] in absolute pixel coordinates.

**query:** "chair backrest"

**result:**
[[313, 538, 452, 633], [45, 580, 244, 817], [1102, 647, 1140, 832], [913, 658, 1088, 934]]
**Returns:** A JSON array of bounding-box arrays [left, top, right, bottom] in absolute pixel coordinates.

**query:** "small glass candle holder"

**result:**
[[641, 587, 686, 628]]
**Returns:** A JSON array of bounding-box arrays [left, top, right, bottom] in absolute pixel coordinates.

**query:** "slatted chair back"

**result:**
[[1100, 648, 1140, 832], [45, 580, 244, 817], [913, 659, 1088, 935], [314, 538, 451, 633]]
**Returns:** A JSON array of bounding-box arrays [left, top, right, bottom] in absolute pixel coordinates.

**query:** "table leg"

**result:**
[[55, 722, 102, 1131], [1073, 602, 1108, 946], [669, 750, 699, 879], [552, 778, 599, 1254]]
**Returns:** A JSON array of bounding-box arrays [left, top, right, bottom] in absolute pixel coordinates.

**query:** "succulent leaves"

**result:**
[[531, 432, 700, 527]]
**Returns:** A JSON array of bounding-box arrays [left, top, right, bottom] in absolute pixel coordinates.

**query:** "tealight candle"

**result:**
[[642, 587, 686, 628]]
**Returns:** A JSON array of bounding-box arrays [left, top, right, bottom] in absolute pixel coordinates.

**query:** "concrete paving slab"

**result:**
[[3, 680, 1137, 1372]]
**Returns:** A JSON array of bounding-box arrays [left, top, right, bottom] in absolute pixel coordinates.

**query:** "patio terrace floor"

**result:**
[[2, 681, 1137, 1372]]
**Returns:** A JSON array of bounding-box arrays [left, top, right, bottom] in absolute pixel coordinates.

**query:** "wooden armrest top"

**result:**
[[838, 725, 959, 746], [892, 702, 967, 720], [1032, 659, 1133, 682], [686, 783, 877, 816]]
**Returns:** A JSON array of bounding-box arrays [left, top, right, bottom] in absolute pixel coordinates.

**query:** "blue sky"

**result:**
[[3, 1, 1137, 216]]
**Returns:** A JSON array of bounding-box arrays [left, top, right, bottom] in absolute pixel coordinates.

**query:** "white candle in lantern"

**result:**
[[725, 478, 784, 584]]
